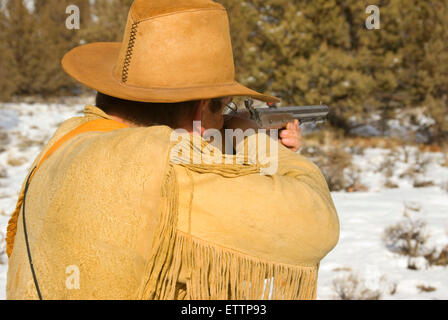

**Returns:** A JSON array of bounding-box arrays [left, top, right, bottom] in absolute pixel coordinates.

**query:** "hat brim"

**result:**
[[62, 42, 280, 104]]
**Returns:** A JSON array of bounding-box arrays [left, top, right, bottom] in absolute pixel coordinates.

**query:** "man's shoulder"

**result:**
[[42, 121, 176, 179], [98, 125, 174, 156], [67, 124, 174, 164]]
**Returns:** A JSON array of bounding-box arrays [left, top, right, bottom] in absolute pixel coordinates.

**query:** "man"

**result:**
[[6, 0, 339, 299]]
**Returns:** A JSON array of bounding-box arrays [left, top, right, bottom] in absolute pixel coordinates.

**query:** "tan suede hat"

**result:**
[[62, 0, 280, 104]]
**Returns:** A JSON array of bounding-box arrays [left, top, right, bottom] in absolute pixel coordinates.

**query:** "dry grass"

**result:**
[[408, 154, 431, 176], [303, 130, 443, 192], [337, 136, 405, 150], [0, 167, 7, 178], [414, 152, 431, 173], [379, 149, 400, 176], [7, 155, 27, 167], [0, 209, 10, 217], [442, 147, 448, 167], [424, 245, 448, 267], [304, 130, 406, 150], [0, 129, 10, 153], [304, 131, 441, 191], [418, 144, 443, 153], [345, 166, 369, 192], [305, 129, 446, 155], [332, 266, 353, 272], [443, 158, 448, 168], [442, 181, 448, 193], [377, 149, 401, 189], [332, 272, 382, 300], [397, 148, 434, 189], [416, 284, 436, 293], [16, 132, 45, 151], [384, 180, 399, 189], [413, 180, 435, 188]]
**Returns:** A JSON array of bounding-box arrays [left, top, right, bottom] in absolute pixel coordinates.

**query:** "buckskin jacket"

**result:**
[[5, 105, 339, 300]]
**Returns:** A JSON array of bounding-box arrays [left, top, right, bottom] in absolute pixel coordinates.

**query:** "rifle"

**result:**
[[244, 99, 329, 129]]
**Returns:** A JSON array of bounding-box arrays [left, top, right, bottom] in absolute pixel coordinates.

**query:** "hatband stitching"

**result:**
[[122, 22, 139, 83]]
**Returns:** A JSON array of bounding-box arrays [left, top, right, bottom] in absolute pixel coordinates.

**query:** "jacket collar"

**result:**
[[83, 105, 115, 121]]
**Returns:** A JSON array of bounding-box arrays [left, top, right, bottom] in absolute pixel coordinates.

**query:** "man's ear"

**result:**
[[194, 99, 211, 121], [192, 99, 211, 135], [199, 99, 211, 113]]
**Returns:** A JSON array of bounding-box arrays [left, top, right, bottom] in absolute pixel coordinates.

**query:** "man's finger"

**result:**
[[281, 137, 297, 146], [280, 129, 299, 138], [279, 129, 293, 138], [281, 139, 299, 152]]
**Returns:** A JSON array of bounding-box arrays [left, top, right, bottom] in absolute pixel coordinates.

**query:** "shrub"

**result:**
[[384, 203, 448, 268], [413, 152, 431, 174], [332, 272, 382, 300], [379, 149, 402, 189], [399, 149, 432, 185], [424, 245, 448, 267], [345, 166, 369, 192], [379, 149, 399, 178], [302, 146, 354, 191], [383, 207, 429, 257]]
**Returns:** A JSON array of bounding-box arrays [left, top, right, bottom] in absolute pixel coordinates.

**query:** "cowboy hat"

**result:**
[[62, 0, 280, 104]]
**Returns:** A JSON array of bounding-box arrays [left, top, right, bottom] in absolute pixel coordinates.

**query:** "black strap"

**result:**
[[22, 166, 42, 300]]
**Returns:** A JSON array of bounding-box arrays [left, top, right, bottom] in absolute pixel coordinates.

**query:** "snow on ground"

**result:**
[[0, 102, 447, 300], [317, 188, 448, 300], [317, 148, 448, 299]]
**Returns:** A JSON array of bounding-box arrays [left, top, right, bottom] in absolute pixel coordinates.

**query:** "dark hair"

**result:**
[[95, 92, 224, 128]]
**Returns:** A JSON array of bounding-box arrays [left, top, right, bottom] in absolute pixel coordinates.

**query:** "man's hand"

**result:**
[[224, 113, 302, 152], [279, 120, 302, 152]]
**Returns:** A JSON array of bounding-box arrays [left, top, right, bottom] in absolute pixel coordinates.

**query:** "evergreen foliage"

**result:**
[[219, 0, 448, 142], [0, 0, 446, 141]]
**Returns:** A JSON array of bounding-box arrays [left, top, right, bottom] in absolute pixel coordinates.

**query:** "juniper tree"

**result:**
[[31, 0, 91, 95], [357, 0, 448, 142], [0, 9, 18, 100], [2, 0, 41, 96], [83, 0, 133, 43]]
